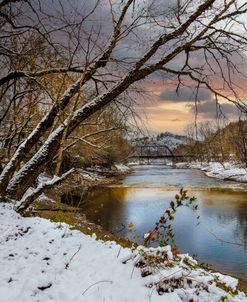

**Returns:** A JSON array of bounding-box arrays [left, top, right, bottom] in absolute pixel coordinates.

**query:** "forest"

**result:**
[[1, 1, 247, 301]]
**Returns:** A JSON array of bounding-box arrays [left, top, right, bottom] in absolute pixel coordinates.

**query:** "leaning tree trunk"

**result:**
[[4, 0, 217, 200], [0, 0, 132, 196], [6, 72, 139, 199]]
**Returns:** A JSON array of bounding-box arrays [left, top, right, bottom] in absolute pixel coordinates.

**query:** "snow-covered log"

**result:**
[[16, 168, 74, 214]]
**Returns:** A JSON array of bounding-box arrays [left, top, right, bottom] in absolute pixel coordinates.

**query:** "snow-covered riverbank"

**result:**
[[171, 161, 247, 183], [0, 203, 246, 302]]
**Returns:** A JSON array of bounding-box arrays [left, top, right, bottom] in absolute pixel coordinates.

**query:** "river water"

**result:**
[[82, 165, 247, 279]]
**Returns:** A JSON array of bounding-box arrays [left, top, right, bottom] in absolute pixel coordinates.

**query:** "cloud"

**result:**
[[189, 100, 239, 118], [159, 87, 211, 102], [170, 118, 182, 122], [113, 45, 141, 62], [145, 0, 177, 16]]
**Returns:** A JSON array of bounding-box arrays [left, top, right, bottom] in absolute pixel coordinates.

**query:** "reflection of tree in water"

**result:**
[[201, 190, 247, 250], [233, 212, 247, 249], [215, 210, 247, 249], [83, 187, 128, 233], [87, 187, 247, 249], [214, 212, 236, 226]]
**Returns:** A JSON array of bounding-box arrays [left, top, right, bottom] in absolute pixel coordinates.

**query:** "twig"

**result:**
[[130, 266, 135, 279], [116, 246, 122, 258], [82, 280, 113, 296], [115, 223, 126, 234], [38, 283, 52, 291], [65, 244, 81, 269], [148, 286, 156, 302], [208, 230, 245, 247]]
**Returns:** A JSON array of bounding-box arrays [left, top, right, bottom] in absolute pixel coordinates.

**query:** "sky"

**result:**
[[105, 0, 246, 135], [137, 75, 241, 134], [129, 0, 247, 134], [29, 0, 247, 135]]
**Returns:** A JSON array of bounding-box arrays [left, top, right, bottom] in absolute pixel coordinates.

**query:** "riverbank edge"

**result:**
[[169, 161, 247, 183], [2, 203, 246, 302], [28, 164, 134, 247], [28, 163, 247, 293], [29, 195, 247, 294]]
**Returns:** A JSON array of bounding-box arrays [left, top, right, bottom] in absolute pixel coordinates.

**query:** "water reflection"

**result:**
[[82, 166, 247, 278]]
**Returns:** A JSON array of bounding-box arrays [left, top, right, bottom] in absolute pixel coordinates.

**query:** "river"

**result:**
[[82, 165, 247, 279]]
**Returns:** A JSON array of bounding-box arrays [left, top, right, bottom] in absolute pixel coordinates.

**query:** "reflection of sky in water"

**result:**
[[83, 165, 247, 278], [122, 165, 247, 191]]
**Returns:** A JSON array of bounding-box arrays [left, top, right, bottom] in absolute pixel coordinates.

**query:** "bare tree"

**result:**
[[231, 118, 247, 166], [0, 0, 247, 208]]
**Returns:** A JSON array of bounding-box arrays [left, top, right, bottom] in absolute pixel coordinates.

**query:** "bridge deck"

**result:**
[[129, 155, 194, 159]]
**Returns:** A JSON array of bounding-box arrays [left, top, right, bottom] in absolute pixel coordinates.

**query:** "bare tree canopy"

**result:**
[[0, 0, 247, 204]]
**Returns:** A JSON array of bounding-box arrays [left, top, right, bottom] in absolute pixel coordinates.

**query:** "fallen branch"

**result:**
[[16, 168, 75, 214], [32, 208, 83, 213]]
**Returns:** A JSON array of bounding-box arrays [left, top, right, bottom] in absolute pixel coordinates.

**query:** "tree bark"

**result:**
[[0, 0, 134, 195], [2, 0, 226, 200]]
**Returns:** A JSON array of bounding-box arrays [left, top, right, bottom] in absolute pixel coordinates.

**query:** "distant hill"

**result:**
[[175, 120, 247, 164], [156, 132, 190, 149], [132, 132, 191, 151]]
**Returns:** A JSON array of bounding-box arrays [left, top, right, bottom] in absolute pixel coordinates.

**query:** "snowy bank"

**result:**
[[115, 164, 130, 173], [0, 203, 246, 302], [172, 161, 247, 183]]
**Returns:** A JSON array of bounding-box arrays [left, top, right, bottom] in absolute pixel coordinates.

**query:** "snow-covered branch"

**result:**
[[16, 168, 74, 213], [0, 0, 135, 196]]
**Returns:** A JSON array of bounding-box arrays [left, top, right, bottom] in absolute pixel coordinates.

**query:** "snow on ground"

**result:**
[[155, 132, 189, 150], [0, 203, 246, 302], [115, 164, 130, 172], [172, 161, 247, 183], [80, 170, 105, 181]]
